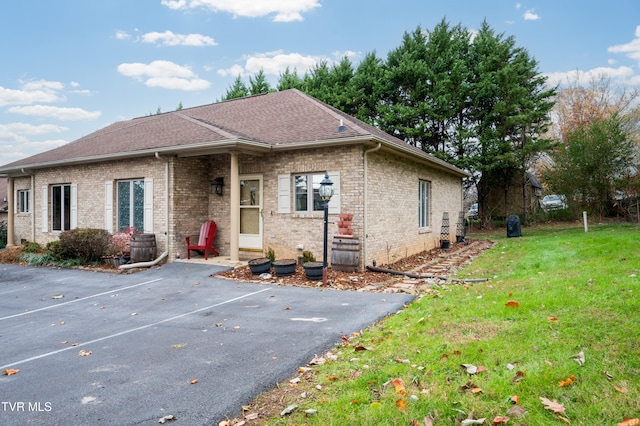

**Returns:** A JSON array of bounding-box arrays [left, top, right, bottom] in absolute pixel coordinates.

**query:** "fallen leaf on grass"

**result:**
[[540, 397, 566, 414], [505, 300, 519, 308], [392, 378, 408, 395], [571, 350, 585, 366], [618, 419, 640, 426], [548, 317, 558, 322], [460, 381, 482, 394], [512, 370, 526, 383], [244, 413, 259, 420], [3, 369, 19, 376], [461, 364, 478, 375], [492, 416, 509, 425], [614, 385, 628, 393], [510, 395, 520, 404], [506, 405, 527, 418], [461, 419, 486, 425], [559, 375, 577, 387], [424, 415, 435, 426], [396, 399, 407, 411], [280, 404, 298, 416]]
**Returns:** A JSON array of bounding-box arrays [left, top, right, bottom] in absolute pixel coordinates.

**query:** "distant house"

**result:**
[[0, 89, 468, 269], [485, 172, 543, 220]]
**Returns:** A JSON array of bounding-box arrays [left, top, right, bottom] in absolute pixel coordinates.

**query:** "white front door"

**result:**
[[239, 174, 263, 250]]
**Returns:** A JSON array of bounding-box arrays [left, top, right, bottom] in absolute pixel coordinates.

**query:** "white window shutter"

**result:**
[[13, 189, 17, 214], [327, 171, 340, 214], [41, 185, 48, 232], [143, 178, 153, 233], [104, 181, 113, 233], [277, 174, 290, 214], [70, 184, 78, 229]]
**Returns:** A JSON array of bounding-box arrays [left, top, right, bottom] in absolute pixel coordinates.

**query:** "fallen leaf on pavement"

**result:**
[[158, 414, 175, 423], [190, 379, 198, 384], [3, 369, 19, 375], [78, 350, 92, 356]]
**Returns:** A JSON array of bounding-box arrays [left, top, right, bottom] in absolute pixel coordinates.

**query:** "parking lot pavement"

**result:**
[[0, 263, 413, 425]]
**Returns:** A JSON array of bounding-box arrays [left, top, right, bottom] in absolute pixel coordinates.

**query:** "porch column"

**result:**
[[6, 177, 15, 247], [229, 151, 239, 262]]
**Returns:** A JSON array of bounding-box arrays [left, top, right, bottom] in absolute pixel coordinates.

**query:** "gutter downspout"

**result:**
[[363, 143, 382, 269], [31, 174, 35, 242], [119, 251, 168, 270], [155, 152, 170, 259], [6, 177, 15, 247]]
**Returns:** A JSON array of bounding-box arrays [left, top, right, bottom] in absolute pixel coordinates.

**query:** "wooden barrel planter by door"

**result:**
[[331, 237, 361, 272], [273, 259, 297, 277], [130, 234, 157, 263]]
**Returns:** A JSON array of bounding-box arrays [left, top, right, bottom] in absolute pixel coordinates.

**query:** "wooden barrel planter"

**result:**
[[273, 259, 297, 277], [303, 261, 324, 280], [331, 237, 361, 272], [248, 258, 271, 275], [130, 233, 157, 263]]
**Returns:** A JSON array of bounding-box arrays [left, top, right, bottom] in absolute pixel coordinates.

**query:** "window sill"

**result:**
[[418, 228, 432, 235]]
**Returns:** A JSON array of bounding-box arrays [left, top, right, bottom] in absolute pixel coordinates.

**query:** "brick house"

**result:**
[[0, 89, 468, 269]]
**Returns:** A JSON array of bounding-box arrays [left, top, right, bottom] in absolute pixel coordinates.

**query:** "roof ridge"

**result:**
[[174, 112, 239, 140], [288, 89, 369, 135]]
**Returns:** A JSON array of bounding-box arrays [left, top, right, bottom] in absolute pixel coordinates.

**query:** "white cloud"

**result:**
[[0, 81, 64, 107], [0, 123, 68, 143], [515, 3, 522, 9], [608, 25, 640, 64], [141, 30, 217, 46], [218, 50, 328, 78], [544, 66, 635, 87], [523, 9, 540, 20], [115, 30, 131, 40], [117, 60, 211, 91], [0, 138, 68, 165], [7, 105, 101, 121], [161, 0, 320, 22]]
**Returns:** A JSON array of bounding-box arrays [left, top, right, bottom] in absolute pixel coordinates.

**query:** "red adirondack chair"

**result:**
[[185, 220, 219, 260]]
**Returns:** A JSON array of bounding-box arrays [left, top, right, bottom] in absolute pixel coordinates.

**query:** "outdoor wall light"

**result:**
[[211, 177, 224, 196], [319, 172, 334, 285]]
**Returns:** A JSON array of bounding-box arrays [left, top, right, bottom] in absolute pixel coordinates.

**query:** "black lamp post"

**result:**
[[318, 172, 334, 285]]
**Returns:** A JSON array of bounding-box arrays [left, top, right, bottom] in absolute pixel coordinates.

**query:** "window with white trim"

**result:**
[[52, 184, 72, 231], [418, 179, 430, 228], [117, 179, 144, 232], [294, 173, 326, 212], [18, 189, 30, 213]]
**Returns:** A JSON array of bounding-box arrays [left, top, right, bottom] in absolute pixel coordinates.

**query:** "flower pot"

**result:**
[[339, 213, 354, 221], [338, 228, 353, 235], [248, 257, 271, 275], [102, 256, 122, 268], [273, 259, 297, 277], [303, 261, 324, 280], [440, 239, 451, 250]]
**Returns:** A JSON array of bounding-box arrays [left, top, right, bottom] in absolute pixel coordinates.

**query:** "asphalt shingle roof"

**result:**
[[0, 89, 467, 177]]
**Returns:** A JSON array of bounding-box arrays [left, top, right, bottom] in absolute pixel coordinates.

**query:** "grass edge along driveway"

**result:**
[[244, 223, 640, 426]]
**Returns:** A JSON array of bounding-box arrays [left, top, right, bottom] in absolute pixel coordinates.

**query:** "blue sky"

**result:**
[[1, 0, 639, 167]]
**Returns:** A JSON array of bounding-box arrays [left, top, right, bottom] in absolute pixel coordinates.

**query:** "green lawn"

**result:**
[[257, 223, 640, 425]]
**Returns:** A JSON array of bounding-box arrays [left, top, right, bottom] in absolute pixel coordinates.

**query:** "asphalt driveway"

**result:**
[[0, 262, 413, 425]]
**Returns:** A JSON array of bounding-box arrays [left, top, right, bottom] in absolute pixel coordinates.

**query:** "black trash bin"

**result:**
[[506, 215, 521, 238]]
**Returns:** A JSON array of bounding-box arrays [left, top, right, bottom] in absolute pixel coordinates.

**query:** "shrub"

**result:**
[[22, 241, 43, 253], [20, 252, 57, 266], [106, 227, 137, 257], [302, 250, 316, 263], [45, 240, 65, 260], [266, 247, 276, 263], [59, 228, 110, 263]]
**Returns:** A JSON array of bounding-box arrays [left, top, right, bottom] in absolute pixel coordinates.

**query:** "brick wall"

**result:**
[[365, 151, 463, 267], [13, 157, 168, 251]]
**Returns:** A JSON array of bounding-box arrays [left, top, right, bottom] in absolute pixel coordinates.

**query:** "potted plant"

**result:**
[[248, 257, 271, 275], [303, 261, 324, 280], [273, 258, 297, 277]]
